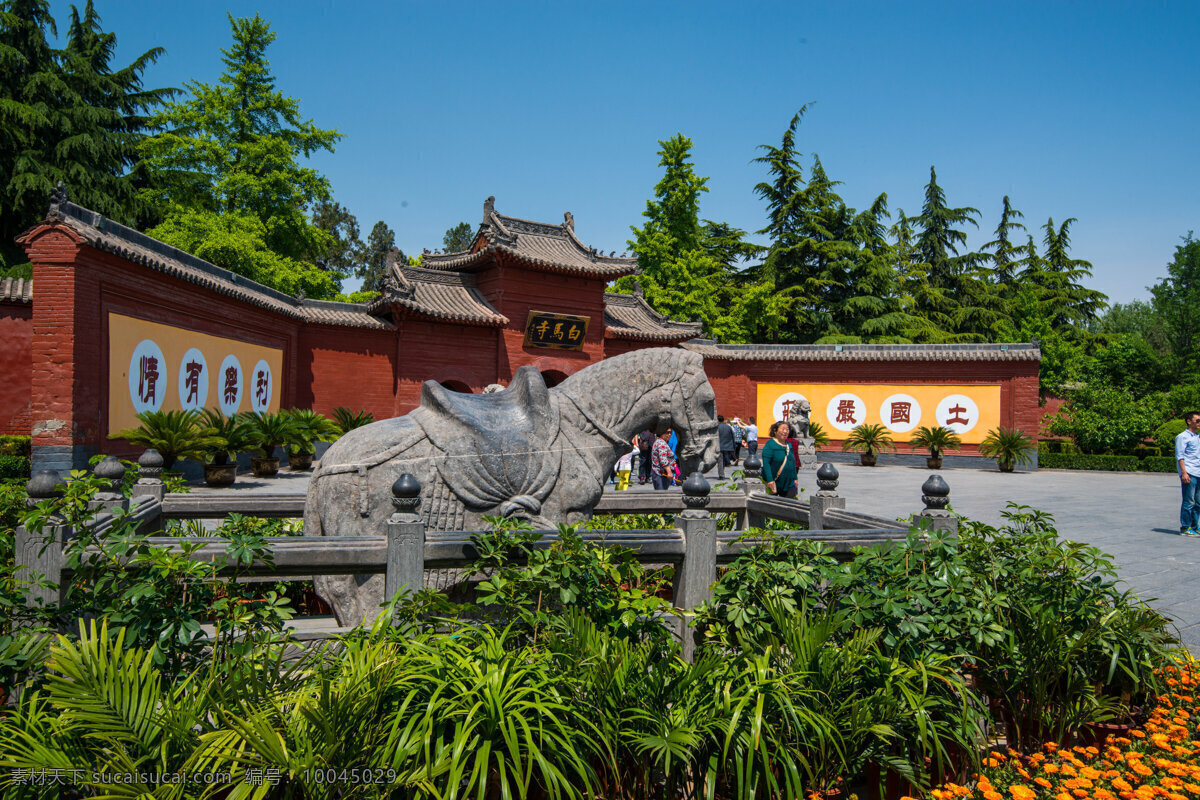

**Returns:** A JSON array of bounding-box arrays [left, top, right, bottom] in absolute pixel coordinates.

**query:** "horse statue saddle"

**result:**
[[411, 366, 562, 519]]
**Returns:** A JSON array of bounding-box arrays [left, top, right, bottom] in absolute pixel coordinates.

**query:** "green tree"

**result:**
[[140, 13, 341, 297], [0, 0, 170, 273], [309, 199, 363, 276], [983, 196, 1027, 288], [442, 221, 473, 253], [360, 220, 401, 292], [1149, 233, 1200, 380], [1023, 217, 1107, 332]]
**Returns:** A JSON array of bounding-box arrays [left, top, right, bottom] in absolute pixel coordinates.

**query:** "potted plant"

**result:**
[[245, 411, 299, 477], [841, 423, 896, 467], [282, 408, 340, 471], [807, 420, 832, 449], [331, 406, 375, 436], [979, 427, 1035, 472], [198, 408, 255, 487], [110, 409, 222, 471], [909, 425, 962, 469]]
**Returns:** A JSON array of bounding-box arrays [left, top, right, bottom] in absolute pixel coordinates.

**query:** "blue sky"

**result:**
[[50, 0, 1199, 304]]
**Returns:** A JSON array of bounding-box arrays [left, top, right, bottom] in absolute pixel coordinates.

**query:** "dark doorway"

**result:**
[[439, 380, 473, 393], [540, 370, 568, 387]]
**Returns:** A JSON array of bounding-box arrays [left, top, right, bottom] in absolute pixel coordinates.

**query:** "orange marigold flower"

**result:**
[[1045, 765, 1061, 775], [1073, 790, 1090, 798], [1057, 793, 1073, 800], [1036, 779, 1054, 789], [1183, 785, 1200, 795], [992, 751, 1009, 762], [1020, 769, 1033, 780], [1046, 743, 1060, 752], [985, 792, 1003, 800], [1083, 768, 1104, 780], [1114, 779, 1134, 792], [1133, 731, 1148, 739], [1011, 786, 1037, 800], [1169, 794, 1189, 800], [1063, 766, 1080, 778], [986, 759, 1002, 768]]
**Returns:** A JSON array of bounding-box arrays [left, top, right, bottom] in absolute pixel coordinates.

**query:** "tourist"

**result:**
[[1176, 411, 1200, 536], [652, 429, 677, 491], [717, 415, 735, 477], [636, 428, 654, 485], [615, 435, 637, 491], [762, 420, 799, 499], [731, 417, 745, 463], [746, 417, 759, 458]]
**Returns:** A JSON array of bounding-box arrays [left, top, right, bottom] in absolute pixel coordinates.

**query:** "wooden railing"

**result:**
[[14, 452, 958, 657]]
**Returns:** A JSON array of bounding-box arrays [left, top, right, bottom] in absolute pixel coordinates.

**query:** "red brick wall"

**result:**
[[393, 318, 500, 415], [0, 303, 32, 435], [297, 326, 396, 420]]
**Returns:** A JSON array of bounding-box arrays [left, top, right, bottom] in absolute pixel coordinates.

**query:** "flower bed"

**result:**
[[923, 662, 1200, 800]]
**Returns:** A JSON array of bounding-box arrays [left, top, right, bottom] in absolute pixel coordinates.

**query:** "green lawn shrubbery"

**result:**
[[0, 476, 1184, 798]]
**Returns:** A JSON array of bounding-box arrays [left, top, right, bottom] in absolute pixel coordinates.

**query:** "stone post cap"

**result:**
[[391, 473, 422, 516], [137, 449, 164, 482], [816, 462, 840, 493], [27, 469, 65, 499], [743, 453, 762, 475], [921, 474, 951, 510], [94, 455, 126, 486], [681, 471, 711, 517]]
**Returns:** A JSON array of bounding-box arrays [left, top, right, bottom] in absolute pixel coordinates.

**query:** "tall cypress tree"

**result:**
[[983, 196, 1027, 287], [0, 0, 171, 272], [141, 13, 342, 297]]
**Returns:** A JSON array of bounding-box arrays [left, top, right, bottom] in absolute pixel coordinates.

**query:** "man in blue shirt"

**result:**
[[1175, 411, 1200, 535]]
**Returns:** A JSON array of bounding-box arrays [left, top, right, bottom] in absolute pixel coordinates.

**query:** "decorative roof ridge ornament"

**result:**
[[632, 277, 643, 298], [563, 211, 574, 231]]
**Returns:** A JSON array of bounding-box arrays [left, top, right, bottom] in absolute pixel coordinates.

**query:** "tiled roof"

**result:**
[[604, 291, 703, 341], [421, 197, 638, 279], [0, 277, 32, 304], [20, 201, 393, 330], [379, 262, 507, 327], [682, 340, 1042, 362]]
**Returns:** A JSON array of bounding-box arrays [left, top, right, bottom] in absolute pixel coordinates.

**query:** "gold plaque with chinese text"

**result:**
[[522, 311, 589, 351]]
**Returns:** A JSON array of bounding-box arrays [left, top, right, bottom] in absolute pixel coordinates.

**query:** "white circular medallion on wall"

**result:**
[[879, 393, 922, 434], [825, 392, 867, 433], [177, 348, 208, 411], [935, 394, 980, 435], [249, 359, 273, 413], [128, 339, 167, 414], [771, 392, 809, 425], [217, 354, 243, 416]]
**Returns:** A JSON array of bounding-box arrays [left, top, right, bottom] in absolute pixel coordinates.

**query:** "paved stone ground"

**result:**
[[188, 463, 1200, 652]]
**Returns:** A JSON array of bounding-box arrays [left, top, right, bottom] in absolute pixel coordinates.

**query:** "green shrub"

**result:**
[[1141, 456, 1179, 473], [0, 434, 30, 457], [1039, 453, 1139, 471], [1154, 418, 1188, 453], [0, 454, 30, 481]]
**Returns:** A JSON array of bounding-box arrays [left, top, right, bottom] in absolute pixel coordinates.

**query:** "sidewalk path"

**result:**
[[189, 463, 1200, 652]]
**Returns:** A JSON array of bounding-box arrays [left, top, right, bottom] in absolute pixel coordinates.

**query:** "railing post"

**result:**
[[385, 474, 425, 623], [741, 453, 763, 530], [89, 455, 128, 514], [15, 470, 68, 615], [673, 472, 716, 662], [809, 463, 846, 531], [914, 474, 957, 536], [131, 449, 165, 534]]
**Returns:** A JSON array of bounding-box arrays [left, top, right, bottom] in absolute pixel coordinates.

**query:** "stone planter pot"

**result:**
[[288, 452, 313, 471], [926, 455, 943, 469], [203, 463, 237, 487], [998, 461, 1015, 473], [251, 457, 280, 477], [860, 452, 877, 467]]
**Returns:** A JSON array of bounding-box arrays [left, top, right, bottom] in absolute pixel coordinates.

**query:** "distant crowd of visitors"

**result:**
[[610, 414, 799, 499]]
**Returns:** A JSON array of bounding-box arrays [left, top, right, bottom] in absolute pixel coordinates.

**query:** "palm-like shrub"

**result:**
[[282, 408, 340, 455], [909, 425, 963, 459], [109, 409, 222, 469], [807, 420, 832, 448], [331, 406, 375, 436], [979, 427, 1035, 472], [841, 423, 897, 459], [244, 411, 299, 459], [199, 408, 256, 465]]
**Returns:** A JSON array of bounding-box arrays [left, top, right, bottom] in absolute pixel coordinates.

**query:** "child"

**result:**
[[615, 436, 637, 491]]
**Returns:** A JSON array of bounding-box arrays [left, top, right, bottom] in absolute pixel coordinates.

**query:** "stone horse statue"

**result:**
[[304, 347, 720, 625]]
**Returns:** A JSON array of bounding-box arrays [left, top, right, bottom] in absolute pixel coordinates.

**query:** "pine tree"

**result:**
[[309, 199, 362, 276], [983, 196, 1027, 287], [442, 222, 473, 253], [361, 220, 401, 292], [141, 13, 341, 297], [0, 0, 169, 272]]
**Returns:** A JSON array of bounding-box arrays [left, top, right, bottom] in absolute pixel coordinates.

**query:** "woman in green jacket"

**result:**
[[761, 420, 799, 498]]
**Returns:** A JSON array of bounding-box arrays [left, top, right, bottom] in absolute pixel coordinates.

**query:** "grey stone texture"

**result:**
[[305, 347, 720, 626]]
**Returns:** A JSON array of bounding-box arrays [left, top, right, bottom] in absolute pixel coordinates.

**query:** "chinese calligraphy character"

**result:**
[[535, 321, 550, 338], [835, 399, 857, 425], [255, 369, 269, 405], [223, 366, 239, 404], [946, 403, 969, 426], [889, 402, 911, 425], [264, 769, 282, 785], [184, 360, 203, 404], [553, 322, 564, 340], [245, 768, 264, 786], [138, 355, 159, 403], [567, 324, 582, 341], [781, 398, 795, 419]]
